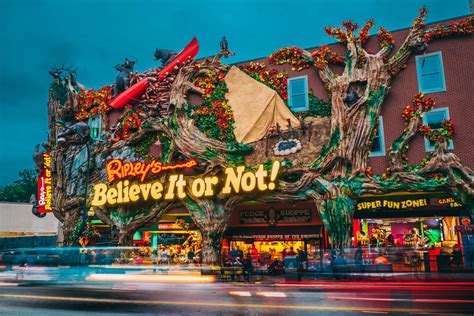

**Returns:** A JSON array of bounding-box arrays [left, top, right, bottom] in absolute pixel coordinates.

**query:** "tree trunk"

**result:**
[[183, 197, 241, 265], [118, 231, 133, 246], [62, 208, 81, 245], [200, 230, 224, 266], [312, 183, 354, 249]]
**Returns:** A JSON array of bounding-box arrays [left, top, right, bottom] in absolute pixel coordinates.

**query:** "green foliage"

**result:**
[[135, 132, 172, 163], [319, 192, 354, 249], [0, 169, 37, 203], [367, 86, 386, 110], [204, 148, 219, 160], [159, 133, 172, 163], [306, 94, 331, 117], [135, 133, 157, 161], [69, 220, 86, 244], [224, 143, 254, 166], [191, 81, 237, 143]]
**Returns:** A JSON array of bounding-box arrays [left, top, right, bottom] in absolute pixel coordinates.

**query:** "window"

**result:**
[[369, 116, 385, 157], [422, 107, 453, 152], [288, 76, 309, 112], [415, 52, 446, 94], [88, 115, 102, 141]]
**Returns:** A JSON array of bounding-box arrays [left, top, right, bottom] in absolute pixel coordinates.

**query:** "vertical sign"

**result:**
[[38, 153, 52, 213]]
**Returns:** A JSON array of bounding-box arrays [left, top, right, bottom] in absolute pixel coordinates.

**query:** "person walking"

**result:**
[[243, 255, 253, 282], [187, 248, 195, 264]]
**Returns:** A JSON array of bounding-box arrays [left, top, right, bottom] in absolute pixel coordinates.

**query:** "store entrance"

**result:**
[[228, 238, 323, 272], [132, 208, 202, 264], [355, 216, 462, 272]]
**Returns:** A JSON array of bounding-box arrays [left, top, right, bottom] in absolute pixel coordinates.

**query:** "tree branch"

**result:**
[[388, 6, 428, 71]]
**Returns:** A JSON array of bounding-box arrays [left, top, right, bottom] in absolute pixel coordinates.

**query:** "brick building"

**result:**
[[223, 15, 474, 271]]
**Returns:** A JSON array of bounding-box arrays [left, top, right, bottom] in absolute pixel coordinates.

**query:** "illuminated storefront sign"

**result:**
[[239, 208, 312, 225], [357, 198, 428, 211], [433, 197, 462, 208], [91, 160, 280, 207], [106, 159, 198, 183], [229, 233, 321, 241], [357, 196, 463, 211], [37, 153, 52, 213]]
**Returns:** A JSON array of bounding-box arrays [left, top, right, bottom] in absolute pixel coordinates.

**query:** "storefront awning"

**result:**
[[225, 225, 322, 240]]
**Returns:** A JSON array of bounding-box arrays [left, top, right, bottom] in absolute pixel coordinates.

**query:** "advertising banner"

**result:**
[[37, 152, 52, 213]]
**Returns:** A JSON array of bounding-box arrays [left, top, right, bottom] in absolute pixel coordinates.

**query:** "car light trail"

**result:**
[[86, 273, 214, 283], [328, 296, 474, 304], [229, 291, 251, 296], [256, 292, 286, 297], [0, 293, 464, 314]]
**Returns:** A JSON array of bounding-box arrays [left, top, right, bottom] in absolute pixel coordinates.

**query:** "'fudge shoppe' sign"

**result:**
[[91, 160, 280, 207]]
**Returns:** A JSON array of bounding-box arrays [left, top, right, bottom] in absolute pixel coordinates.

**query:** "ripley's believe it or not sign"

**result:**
[[37, 153, 52, 213], [91, 160, 280, 207]]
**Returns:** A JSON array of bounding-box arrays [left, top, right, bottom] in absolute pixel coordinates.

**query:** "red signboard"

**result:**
[[37, 153, 52, 213]]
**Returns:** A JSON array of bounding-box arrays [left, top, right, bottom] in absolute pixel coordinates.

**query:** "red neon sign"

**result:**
[[106, 159, 197, 183], [37, 153, 52, 213]]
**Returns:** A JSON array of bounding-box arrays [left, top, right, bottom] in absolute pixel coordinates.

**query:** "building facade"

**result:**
[[39, 10, 473, 271]]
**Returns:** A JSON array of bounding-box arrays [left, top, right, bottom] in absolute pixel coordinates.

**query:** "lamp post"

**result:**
[[53, 121, 91, 229]]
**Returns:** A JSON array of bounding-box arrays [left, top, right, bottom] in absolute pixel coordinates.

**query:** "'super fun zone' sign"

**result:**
[[91, 160, 280, 207]]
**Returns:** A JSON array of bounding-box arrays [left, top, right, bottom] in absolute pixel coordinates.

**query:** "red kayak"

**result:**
[[109, 37, 200, 109], [158, 37, 199, 81]]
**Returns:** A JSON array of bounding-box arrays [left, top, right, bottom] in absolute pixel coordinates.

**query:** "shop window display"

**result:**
[[229, 239, 322, 273], [355, 216, 461, 272]]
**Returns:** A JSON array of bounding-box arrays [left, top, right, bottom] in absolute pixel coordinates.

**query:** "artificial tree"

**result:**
[[266, 8, 473, 248], [44, 8, 473, 260]]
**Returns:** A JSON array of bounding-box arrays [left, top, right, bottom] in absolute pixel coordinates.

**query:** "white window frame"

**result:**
[[288, 75, 309, 112], [369, 116, 386, 157], [415, 51, 446, 94], [422, 107, 454, 152]]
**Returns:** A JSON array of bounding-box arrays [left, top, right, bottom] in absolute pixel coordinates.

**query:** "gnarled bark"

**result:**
[[183, 196, 242, 265]]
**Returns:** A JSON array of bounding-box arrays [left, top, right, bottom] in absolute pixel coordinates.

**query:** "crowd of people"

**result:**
[[224, 245, 309, 273]]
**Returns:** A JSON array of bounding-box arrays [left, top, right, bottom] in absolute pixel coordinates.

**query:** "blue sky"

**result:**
[[0, 0, 470, 185]]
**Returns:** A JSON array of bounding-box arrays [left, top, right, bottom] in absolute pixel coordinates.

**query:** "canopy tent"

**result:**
[[224, 66, 300, 144]]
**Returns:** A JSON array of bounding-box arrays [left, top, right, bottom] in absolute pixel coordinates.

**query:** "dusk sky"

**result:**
[[0, 0, 470, 185]]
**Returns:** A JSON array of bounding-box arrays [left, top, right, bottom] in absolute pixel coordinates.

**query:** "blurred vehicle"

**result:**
[[0, 248, 60, 266]]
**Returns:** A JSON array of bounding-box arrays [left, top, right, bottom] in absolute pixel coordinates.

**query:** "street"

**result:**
[[1, 280, 473, 315]]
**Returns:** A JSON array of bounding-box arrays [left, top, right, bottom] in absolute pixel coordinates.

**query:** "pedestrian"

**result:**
[[243, 255, 253, 282], [187, 248, 195, 264], [298, 248, 308, 271], [355, 242, 363, 265], [156, 247, 162, 264], [250, 244, 259, 261], [135, 253, 144, 265], [229, 247, 238, 261], [161, 248, 168, 264], [236, 246, 243, 261]]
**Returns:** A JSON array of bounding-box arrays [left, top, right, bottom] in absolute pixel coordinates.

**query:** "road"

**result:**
[[1, 280, 473, 315]]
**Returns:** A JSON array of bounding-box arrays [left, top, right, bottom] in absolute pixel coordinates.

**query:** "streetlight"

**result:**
[[53, 120, 91, 231]]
